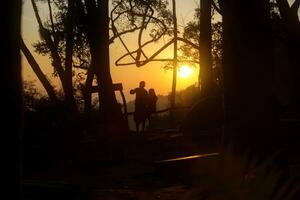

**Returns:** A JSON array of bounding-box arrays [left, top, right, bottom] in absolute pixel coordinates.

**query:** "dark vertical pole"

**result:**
[[170, 0, 178, 127], [199, 0, 213, 96]]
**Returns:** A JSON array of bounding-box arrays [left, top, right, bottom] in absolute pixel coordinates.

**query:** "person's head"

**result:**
[[149, 88, 156, 96], [139, 81, 145, 88]]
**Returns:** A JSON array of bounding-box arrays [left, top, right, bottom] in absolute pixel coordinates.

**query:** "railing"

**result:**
[[89, 82, 191, 125], [125, 106, 191, 116]]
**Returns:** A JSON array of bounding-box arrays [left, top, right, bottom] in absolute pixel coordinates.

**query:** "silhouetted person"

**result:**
[[147, 88, 157, 126], [130, 81, 148, 133]]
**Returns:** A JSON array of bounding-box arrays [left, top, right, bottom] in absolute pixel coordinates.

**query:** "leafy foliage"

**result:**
[[182, 8, 222, 69], [162, 7, 222, 87], [33, 0, 90, 74]]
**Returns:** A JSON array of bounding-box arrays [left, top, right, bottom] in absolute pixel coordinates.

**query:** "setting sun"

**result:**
[[178, 65, 193, 78]]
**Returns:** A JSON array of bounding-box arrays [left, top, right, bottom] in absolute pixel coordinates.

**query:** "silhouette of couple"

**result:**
[[130, 81, 157, 133]]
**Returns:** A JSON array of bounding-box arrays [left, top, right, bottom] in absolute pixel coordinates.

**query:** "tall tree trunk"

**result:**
[[85, 0, 128, 138], [97, 0, 128, 137], [221, 0, 279, 157], [277, 0, 300, 117], [3, 0, 22, 198], [31, 0, 78, 112], [170, 0, 178, 126], [74, 0, 93, 113], [20, 38, 58, 103], [64, 0, 77, 112], [84, 67, 93, 113], [199, 0, 213, 96]]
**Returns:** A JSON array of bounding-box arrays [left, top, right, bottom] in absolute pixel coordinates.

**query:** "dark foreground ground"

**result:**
[[22, 119, 300, 200]]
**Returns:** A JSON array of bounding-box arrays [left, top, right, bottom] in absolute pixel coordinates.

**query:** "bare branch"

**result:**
[[115, 38, 175, 66], [20, 37, 58, 102], [177, 37, 200, 50], [136, 3, 151, 66], [31, 0, 44, 28], [73, 65, 89, 70], [47, 0, 57, 46], [116, 58, 199, 66], [64, 0, 75, 78], [31, 0, 65, 83], [115, 12, 169, 66], [111, 1, 170, 66], [109, 25, 141, 44], [110, 1, 136, 61], [211, 0, 222, 15], [115, 36, 201, 67]]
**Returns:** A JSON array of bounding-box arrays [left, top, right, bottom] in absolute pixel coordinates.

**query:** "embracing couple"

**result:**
[[130, 81, 158, 133]]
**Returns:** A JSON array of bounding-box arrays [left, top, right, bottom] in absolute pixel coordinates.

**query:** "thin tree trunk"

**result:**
[[277, 0, 300, 116], [84, 67, 93, 113], [84, 0, 128, 137], [74, 0, 93, 113], [170, 0, 178, 126], [64, 0, 77, 112], [20, 38, 58, 103], [97, 0, 128, 137], [199, 0, 213, 96]]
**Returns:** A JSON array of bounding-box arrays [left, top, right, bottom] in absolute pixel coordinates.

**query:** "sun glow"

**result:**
[[178, 65, 193, 78]]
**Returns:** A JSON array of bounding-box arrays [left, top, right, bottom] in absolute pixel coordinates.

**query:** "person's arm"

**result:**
[[130, 88, 136, 94]]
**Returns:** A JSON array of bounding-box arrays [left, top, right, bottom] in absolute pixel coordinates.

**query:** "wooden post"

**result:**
[[90, 83, 128, 126]]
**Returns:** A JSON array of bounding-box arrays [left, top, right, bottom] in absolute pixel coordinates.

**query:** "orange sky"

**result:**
[[22, 0, 299, 102], [21, 0, 201, 102]]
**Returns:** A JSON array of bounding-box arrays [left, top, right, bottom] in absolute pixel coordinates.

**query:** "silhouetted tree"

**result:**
[[181, 7, 223, 92], [75, 0, 173, 135], [78, 0, 129, 136], [20, 38, 59, 103], [3, 0, 22, 199], [31, 0, 78, 112], [199, 0, 213, 96], [275, 0, 300, 116], [220, 0, 279, 157]]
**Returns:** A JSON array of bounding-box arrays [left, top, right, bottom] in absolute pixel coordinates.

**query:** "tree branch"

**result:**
[[115, 35, 201, 67], [109, 25, 141, 44], [64, 0, 75, 79], [31, 0, 66, 90], [115, 58, 199, 66], [20, 37, 58, 102], [177, 37, 200, 50], [115, 38, 175, 66], [136, 3, 151, 66], [47, 0, 58, 47], [31, 0, 44, 28], [211, 0, 222, 15]]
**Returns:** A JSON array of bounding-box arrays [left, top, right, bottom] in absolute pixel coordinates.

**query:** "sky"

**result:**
[[21, 0, 200, 102], [21, 0, 299, 102]]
